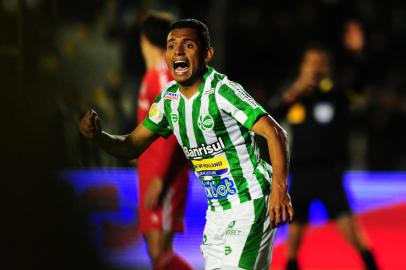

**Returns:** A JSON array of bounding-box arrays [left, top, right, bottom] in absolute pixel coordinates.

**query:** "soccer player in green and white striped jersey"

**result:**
[[80, 18, 294, 270]]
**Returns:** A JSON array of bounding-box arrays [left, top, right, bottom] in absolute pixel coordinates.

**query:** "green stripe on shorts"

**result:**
[[238, 197, 266, 269]]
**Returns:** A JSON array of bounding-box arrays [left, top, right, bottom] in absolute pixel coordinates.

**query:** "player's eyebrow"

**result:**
[[167, 37, 197, 43], [183, 38, 196, 43]]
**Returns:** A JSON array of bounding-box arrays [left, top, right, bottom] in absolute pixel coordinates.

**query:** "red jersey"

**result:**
[[137, 58, 186, 180], [137, 58, 189, 233], [137, 59, 172, 123]]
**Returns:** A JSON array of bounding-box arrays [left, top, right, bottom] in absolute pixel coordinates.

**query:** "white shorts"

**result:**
[[201, 195, 276, 270]]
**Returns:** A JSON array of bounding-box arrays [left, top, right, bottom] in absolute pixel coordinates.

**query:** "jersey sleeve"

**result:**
[[216, 80, 269, 129], [142, 92, 172, 138]]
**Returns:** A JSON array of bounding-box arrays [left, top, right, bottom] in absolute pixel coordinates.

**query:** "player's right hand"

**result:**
[[79, 110, 102, 140]]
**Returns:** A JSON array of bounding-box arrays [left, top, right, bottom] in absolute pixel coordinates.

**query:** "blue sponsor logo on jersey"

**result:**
[[164, 92, 179, 100], [203, 177, 237, 200]]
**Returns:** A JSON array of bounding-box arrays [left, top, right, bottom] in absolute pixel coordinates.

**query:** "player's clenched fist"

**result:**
[[79, 110, 102, 139]]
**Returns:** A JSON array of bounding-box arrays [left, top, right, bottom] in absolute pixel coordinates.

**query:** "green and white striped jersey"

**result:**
[[143, 66, 273, 211]]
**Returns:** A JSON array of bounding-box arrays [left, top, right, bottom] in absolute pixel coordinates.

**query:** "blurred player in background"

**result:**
[[269, 45, 379, 270], [136, 11, 192, 270]]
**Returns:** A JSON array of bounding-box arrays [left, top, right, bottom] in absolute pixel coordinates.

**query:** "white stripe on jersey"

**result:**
[[198, 71, 217, 145], [199, 72, 220, 183], [254, 195, 275, 269], [170, 91, 182, 146], [185, 99, 197, 147], [217, 92, 248, 126], [149, 93, 166, 124], [215, 77, 265, 199], [162, 80, 177, 93], [218, 106, 265, 200], [184, 71, 216, 148]]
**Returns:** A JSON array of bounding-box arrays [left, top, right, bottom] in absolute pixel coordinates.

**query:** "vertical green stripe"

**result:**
[[240, 126, 269, 196], [218, 85, 268, 129], [238, 197, 266, 269], [217, 84, 256, 115], [209, 201, 215, 211], [192, 92, 205, 146], [164, 99, 174, 129], [209, 90, 250, 206], [178, 97, 190, 148], [211, 72, 223, 90], [163, 85, 179, 129], [218, 111, 251, 203], [156, 97, 170, 130], [154, 91, 163, 102], [219, 199, 231, 210], [191, 72, 225, 211], [254, 167, 271, 196], [209, 74, 231, 211], [192, 89, 228, 211]]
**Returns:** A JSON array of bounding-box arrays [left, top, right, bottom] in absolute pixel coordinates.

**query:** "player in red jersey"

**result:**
[[136, 12, 192, 270]]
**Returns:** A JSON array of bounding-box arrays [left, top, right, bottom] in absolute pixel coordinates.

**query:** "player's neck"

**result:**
[[178, 66, 207, 99], [179, 78, 203, 99]]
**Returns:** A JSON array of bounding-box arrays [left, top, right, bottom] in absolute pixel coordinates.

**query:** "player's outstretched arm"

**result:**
[[252, 115, 294, 229], [79, 109, 159, 160]]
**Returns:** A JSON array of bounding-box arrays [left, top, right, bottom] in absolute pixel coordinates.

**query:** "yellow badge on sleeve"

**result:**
[[149, 103, 160, 119]]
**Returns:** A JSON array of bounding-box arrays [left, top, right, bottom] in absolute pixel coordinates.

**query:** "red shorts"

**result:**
[[138, 167, 189, 233]]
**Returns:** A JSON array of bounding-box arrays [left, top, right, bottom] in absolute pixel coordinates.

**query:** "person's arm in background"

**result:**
[[267, 72, 318, 118], [79, 110, 159, 160], [280, 74, 318, 104], [252, 115, 294, 229]]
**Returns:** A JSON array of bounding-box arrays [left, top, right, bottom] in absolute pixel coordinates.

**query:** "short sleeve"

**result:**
[[142, 93, 172, 138], [216, 80, 269, 129]]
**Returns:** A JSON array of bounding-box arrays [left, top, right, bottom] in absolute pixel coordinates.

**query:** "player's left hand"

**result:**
[[269, 183, 294, 229], [144, 178, 163, 210]]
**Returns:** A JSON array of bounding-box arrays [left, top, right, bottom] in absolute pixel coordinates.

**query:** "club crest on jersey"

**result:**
[[203, 177, 237, 200], [164, 92, 179, 100], [198, 113, 214, 131]]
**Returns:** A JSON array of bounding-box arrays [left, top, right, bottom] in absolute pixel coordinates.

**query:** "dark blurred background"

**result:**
[[1, 0, 405, 269]]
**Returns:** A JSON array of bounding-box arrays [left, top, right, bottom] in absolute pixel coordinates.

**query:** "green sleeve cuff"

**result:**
[[142, 118, 172, 138], [244, 108, 269, 129]]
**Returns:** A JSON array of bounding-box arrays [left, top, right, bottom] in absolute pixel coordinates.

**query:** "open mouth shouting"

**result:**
[[173, 60, 190, 76]]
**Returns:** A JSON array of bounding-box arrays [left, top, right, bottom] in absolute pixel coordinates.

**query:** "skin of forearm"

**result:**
[[253, 116, 289, 188], [96, 131, 139, 160], [265, 123, 289, 189]]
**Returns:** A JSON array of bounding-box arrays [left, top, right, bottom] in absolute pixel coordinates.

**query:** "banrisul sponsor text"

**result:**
[[183, 137, 226, 159]]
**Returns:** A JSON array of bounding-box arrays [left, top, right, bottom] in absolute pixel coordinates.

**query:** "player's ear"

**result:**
[[204, 47, 214, 64]]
